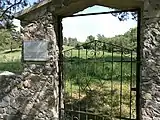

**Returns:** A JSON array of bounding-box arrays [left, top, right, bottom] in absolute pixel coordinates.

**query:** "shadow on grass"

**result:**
[[64, 84, 136, 120], [1, 49, 21, 54], [63, 56, 137, 120], [64, 55, 136, 62], [63, 56, 137, 85], [0, 61, 22, 74]]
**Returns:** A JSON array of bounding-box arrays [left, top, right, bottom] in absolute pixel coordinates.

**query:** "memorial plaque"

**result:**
[[23, 41, 49, 61]]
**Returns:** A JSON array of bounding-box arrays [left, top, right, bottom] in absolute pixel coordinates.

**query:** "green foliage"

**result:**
[[0, 0, 28, 25], [63, 37, 80, 47], [82, 27, 137, 52], [112, 11, 137, 21], [0, 29, 21, 51], [109, 28, 137, 50], [86, 35, 95, 43], [97, 34, 106, 41]]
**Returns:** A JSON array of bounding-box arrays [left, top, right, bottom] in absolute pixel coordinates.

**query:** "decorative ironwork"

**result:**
[[62, 40, 138, 120]]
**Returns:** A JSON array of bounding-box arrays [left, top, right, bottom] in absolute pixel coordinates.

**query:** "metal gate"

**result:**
[[62, 40, 138, 120], [58, 9, 141, 120]]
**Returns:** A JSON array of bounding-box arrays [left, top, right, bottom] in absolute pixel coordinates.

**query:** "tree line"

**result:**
[[0, 27, 136, 52], [63, 27, 137, 51]]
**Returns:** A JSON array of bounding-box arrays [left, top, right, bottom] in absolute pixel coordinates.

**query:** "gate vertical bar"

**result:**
[[71, 49, 73, 120], [136, 8, 141, 120], [130, 51, 133, 119], [78, 48, 81, 120], [63, 51, 66, 120], [120, 48, 123, 119], [85, 48, 88, 120], [58, 15, 63, 120], [111, 45, 114, 120]]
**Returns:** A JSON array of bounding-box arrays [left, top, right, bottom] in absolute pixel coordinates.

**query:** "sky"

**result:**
[[62, 5, 137, 42], [13, 3, 137, 42], [13, 0, 37, 31]]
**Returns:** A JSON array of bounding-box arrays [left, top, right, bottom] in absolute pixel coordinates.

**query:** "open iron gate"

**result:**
[[61, 40, 138, 120], [58, 9, 141, 120]]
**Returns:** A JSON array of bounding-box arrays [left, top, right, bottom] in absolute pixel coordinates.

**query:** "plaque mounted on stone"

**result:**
[[23, 41, 49, 61]]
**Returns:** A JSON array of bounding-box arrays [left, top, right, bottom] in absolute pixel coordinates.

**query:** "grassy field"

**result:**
[[0, 49, 22, 73], [63, 46, 137, 119], [0, 46, 75, 73], [0, 46, 137, 119]]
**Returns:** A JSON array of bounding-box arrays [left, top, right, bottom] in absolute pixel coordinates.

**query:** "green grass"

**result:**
[[0, 49, 22, 73], [63, 45, 74, 51], [0, 46, 137, 119], [64, 61, 137, 119], [0, 46, 79, 72], [65, 80, 136, 119], [0, 50, 21, 62], [63, 47, 137, 119]]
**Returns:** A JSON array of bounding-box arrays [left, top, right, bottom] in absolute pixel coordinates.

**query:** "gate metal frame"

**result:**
[[57, 8, 141, 120]]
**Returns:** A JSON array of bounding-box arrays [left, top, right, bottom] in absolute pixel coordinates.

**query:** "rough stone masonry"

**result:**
[[0, 13, 60, 120], [141, 0, 160, 120], [0, 0, 160, 120]]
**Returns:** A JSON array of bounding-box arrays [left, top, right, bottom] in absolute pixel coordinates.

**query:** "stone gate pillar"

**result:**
[[141, 0, 160, 119], [18, 13, 60, 120]]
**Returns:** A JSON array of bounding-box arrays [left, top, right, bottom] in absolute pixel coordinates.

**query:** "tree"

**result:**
[[64, 37, 79, 46], [111, 11, 137, 21], [0, 28, 21, 51], [82, 35, 95, 49], [97, 34, 106, 41], [105, 27, 137, 52], [0, 0, 137, 52], [0, 0, 29, 52], [0, 0, 29, 28], [71, 38, 78, 46], [75, 43, 83, 49], [86, 35, 95, 43], [63, 37, 68, 45]]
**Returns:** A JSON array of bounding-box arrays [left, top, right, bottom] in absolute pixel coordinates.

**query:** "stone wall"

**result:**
[[21, 13, 59, 120], [0, 13, 60, 120], [0, 73, 59, 120], [2, 0, 160, 119], [141, 0, 160, 119], [0, 74, 22, 119]]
